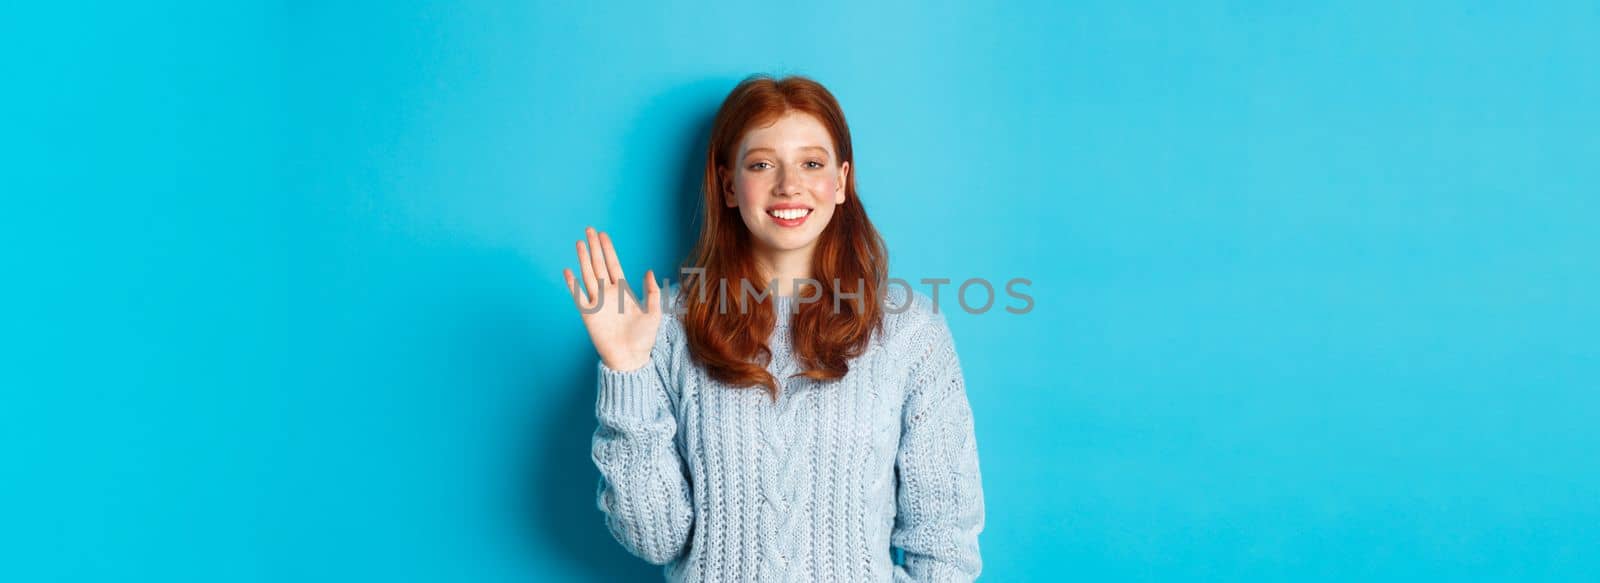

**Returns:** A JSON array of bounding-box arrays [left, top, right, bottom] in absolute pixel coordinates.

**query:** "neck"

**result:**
[[753, 245, 814, 297]]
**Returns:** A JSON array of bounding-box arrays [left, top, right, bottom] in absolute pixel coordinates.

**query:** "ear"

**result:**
[[720, 166, 737, 208], [835, 161, 850, 204]]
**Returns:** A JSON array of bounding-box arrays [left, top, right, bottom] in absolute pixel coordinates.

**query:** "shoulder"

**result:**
[[657, 282, 689, 341], [880, 288, 966, 408], [643, 283, 693, 395], [879, 287, 956, 356]]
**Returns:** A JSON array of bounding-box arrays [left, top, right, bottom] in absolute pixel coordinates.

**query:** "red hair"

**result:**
[[680, 75, 888, 400]]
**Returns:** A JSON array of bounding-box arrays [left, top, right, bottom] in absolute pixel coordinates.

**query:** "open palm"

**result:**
[[563, 227, 662, 372]]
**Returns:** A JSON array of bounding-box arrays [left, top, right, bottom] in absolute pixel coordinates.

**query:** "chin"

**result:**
[[758, 231, 821, 252], [766, 238, 816, 252]]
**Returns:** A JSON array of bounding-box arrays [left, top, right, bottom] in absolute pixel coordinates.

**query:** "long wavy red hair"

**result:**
[[680, 75, 888, 400]]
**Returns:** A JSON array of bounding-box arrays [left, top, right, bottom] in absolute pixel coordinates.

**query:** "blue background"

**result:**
[[4, 2, 1597, 581]]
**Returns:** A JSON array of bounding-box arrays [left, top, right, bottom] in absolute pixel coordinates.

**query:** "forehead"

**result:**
[[738, 111, 835, 155]]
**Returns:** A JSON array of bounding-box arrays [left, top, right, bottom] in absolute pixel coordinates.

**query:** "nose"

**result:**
[[774, 166, 803, 198]]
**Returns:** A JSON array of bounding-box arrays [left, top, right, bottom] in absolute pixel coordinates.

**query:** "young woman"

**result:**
[[563, 75, 984, 582]]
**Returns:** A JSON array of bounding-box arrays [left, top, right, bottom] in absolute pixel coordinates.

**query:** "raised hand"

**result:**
[[563, 227, 663, 372]]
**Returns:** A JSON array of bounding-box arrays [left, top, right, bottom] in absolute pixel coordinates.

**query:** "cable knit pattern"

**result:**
[[591, 287, 984, 582]]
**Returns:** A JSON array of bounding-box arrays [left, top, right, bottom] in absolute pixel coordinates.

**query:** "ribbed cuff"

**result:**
[[596, 359, 666, 420]]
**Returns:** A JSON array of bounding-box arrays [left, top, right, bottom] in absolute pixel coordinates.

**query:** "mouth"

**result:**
[[765, 207, 813, 228]]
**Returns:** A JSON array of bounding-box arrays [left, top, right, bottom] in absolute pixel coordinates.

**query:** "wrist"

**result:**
[[601, 355, 650, 372]]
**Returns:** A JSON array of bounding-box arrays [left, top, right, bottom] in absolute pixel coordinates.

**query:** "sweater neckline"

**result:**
[[770, 293, 797, 330]]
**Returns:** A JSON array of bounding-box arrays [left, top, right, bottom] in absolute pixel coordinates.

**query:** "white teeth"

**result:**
[[769, 208, 810, 220]]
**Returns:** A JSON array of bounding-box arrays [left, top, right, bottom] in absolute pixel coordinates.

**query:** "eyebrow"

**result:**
[[743, 146, 830, 158]]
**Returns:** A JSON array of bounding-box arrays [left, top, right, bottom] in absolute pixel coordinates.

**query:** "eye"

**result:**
[[804, 160, 825, 169], [747, 161, 772, 170]]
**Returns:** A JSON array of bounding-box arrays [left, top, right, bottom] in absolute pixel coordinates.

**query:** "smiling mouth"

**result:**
[[766, 207, 813, 228], [766, 208, 813, 220]]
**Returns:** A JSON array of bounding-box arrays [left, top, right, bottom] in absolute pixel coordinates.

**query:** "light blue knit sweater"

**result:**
[[591, 287, 985, 582]]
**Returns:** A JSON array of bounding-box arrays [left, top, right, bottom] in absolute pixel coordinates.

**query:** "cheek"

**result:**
[[819, 172, 844, 191], [734, 176, 765, 205], [808, 174, 838, 194], [812, 175, 843, 206]]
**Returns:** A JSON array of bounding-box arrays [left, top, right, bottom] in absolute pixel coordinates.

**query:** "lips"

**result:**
[[766, 206, 813, 228]]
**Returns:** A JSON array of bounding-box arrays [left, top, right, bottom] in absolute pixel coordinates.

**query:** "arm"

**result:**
[[563, 227, 692, 564], [590, 318, 695, 565], [892, 314, 985, 582]]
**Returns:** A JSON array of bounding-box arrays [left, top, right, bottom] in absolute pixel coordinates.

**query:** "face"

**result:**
[[722, 110, 850, 258]]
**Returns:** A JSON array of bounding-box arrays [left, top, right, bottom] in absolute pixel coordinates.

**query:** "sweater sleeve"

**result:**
[[590, 318, 695, 565], [892, 313, 985, 582]]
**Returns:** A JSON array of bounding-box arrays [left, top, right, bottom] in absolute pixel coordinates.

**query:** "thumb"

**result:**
[[644, 270, 661, 312]]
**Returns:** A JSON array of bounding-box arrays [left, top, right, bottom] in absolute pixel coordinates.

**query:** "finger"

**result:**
[[644, 269, 661, 313], [599, 231, 627, 283], [563, 268, 590, 307], [576, 240, 599, 299], [585, 227, 610, 287]]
